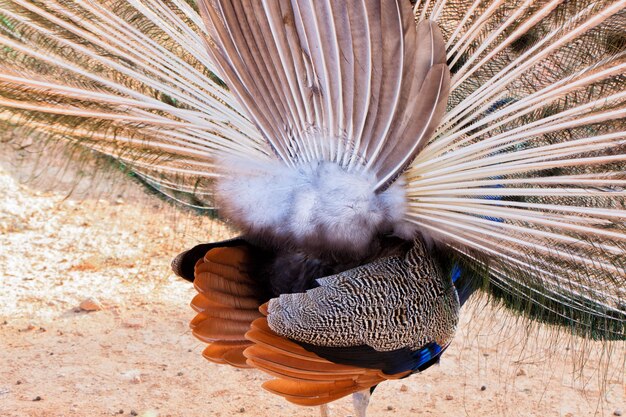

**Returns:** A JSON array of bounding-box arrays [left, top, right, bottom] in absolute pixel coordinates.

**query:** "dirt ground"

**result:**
[[0, 142, 624, 417]]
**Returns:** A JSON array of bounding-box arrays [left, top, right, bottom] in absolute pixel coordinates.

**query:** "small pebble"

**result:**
[[33, 396, 42, 401], [130, 411, 138, 416], [79, 297, 103, 312], [122, 316, 144, 329], [130, 375, 141, 384], [177, 372, 183, 376], [399, 384, 408, 392], [480, 385, 487, 391], [118, 410, 124, 414], [516, 369, 526, 376], [238, 407, 245, 413], [445, 395, 454, 401], [16, 381, 21, 385], [386, 405, 394, 411], [614, 410, 622, 416]]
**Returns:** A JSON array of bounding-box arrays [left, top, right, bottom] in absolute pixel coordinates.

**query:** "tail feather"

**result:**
[[407, 0, 626, 338], [197, 0, 450, 190], [0, 0, 263, 206]]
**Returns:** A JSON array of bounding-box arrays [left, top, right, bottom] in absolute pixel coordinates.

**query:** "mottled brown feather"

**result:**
[[189, 246, 414, 405]]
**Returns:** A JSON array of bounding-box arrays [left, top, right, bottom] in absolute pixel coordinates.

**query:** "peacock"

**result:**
[[0, 0, 624, 416]]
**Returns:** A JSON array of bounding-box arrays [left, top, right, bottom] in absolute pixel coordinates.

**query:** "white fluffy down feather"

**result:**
[[215, 158, 415, 255]]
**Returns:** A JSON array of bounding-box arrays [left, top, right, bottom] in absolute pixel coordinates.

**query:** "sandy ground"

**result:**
[[0, 142, 624, 417]]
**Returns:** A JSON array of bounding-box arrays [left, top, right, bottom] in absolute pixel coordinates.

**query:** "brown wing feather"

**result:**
[[243, 316, 410, 406], [202, 342, 252, 368], [190, 248, 411, 405], [190, 246, 263, 369]]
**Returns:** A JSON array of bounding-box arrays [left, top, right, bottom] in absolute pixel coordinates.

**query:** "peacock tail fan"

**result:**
[[0, 0, 260, 209], [0, 0, 624, 347], [410, 0, 626, 341]]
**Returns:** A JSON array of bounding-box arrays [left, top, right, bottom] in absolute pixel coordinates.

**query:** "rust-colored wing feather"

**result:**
[[244, 316, 410, 406], [190, 246, 263, 368], [189, 246, 410, 405]]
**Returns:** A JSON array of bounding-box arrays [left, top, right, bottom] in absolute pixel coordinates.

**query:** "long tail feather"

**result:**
[[0, 0, 265, 207], [197, 0, 449, 190], [411, 0, 626, 338]]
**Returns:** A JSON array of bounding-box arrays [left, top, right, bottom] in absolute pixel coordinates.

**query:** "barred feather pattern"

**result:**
[[267, 238, 459, 351], [0, 0, 625, 339]]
